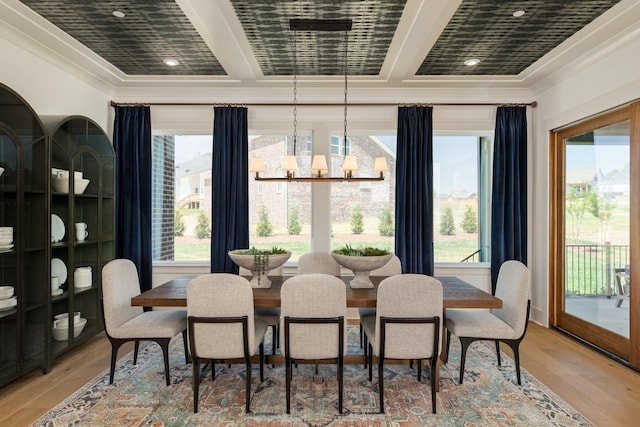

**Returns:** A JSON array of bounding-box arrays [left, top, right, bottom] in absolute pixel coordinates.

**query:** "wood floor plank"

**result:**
[[1, 324, 639, 426]]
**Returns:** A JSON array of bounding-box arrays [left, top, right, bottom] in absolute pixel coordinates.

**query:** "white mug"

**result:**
[[51, 277, 60, 293], [75, 223, 88, 241]]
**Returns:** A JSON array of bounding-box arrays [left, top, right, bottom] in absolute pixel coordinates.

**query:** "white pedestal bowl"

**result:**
[[228, 250, 291, 288], [331, 253, 393, 288]]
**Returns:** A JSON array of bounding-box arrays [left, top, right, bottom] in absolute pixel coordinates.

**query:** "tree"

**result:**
[[586, 191, 614, 243], [194, 212, 210, 239], [350, 204, 364, 234], [460, 206, 478, 233], [287, 206, 301, 235], [566, 187, 589, 242], [439, 207, 455, 235], [174, 210, 185, 236], [378, 204, 394, 236], [256, 205, 273, 237]]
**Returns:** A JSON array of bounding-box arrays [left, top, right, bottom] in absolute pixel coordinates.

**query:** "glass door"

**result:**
[[551, 103, 639, 365]]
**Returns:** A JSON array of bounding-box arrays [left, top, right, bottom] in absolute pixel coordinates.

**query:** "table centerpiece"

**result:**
[[331, 244, 393, 288], [228, 246, 291, 288]]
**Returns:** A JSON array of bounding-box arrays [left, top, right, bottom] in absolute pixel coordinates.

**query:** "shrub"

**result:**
[[174, 210, 185, 236], [439, 207, 455, 235], [378, 204, 394, 236], [460, 206, 478, 233], [256, 205, 273, 237], [350, 204, 364, 234], [194, 212, 211, 239], [287, 206, 301, 235]]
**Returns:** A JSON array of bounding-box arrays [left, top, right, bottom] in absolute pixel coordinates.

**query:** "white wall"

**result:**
[[0, 37, 111, 133], [529, 28, 640, 326]]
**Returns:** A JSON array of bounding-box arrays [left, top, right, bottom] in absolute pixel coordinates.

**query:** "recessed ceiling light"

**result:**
[[464, 58, 480, 66], [513, 10, 525, 17], [163, 58, 180, 67], [112, 10, 125, 18]]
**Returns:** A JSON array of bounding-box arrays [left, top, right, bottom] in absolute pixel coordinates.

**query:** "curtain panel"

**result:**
[[210, 107, 250, 272], [113, 106, 152, 292], [395, 106, 434, 275], [490, 106, 528, 292]]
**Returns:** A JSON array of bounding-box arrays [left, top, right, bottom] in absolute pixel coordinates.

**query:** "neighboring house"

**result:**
[[565, 168, 599, 194], [175, 153, 212, 216]]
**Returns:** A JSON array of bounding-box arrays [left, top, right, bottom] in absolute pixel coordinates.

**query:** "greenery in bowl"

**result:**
[[332, 244, 391, 256], [230, 246, 289, 286]]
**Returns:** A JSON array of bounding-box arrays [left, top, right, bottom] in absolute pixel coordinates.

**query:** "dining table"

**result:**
[[132, 275, 501, 369]]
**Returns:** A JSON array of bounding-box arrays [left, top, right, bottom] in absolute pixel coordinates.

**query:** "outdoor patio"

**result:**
[[565, 295, 630, 337]]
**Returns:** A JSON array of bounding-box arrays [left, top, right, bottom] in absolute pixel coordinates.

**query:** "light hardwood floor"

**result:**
[[1, 323, 639, 426]]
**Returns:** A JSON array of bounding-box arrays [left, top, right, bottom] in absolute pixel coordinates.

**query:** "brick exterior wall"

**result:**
[[151, 135, 175, 261]]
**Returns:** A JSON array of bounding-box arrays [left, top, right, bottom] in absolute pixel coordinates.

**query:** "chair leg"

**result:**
[[430, 359, 437, 413], [182, 330, 189, 363], [458, 337, 476, 385], [133, 340, 140, 365], [495, 340, 502, 366], [368, 343, 373, 381], [338, 355, 344, 414], [378, 356, 385, 413], [360, 323, 364, 348], [285, 359, 292, 414], [259, 342, 265, 382], [108, 339, 125, 384], [245, 358, 252, 413], [505, 340, 523, 385], [211, 362, 216, 380], [192, 356, 200, 413], [445, 330, 451, 361], [156, 338, 172, 386], [417, 359, 422, 382]]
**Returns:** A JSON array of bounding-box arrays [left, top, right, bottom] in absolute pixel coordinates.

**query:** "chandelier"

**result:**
[[250, 19, 389, 182]]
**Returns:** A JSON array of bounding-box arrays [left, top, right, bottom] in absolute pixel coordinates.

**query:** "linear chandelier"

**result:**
[[250, 18, 389, 182]]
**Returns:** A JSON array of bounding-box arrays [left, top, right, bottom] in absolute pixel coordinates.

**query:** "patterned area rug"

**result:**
[[32, 327, 593, 426]]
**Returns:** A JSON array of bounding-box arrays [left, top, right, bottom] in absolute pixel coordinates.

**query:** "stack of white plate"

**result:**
[[52, 316, 87, 341], [0, 227, 13, 251], [0, 286, 17, 311]]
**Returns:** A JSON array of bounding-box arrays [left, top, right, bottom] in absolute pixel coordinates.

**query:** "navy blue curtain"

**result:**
[[210, 107, 249, 272], [491, 106, 528, 292], [395, 106, 434, 275], [113, 106, 152, 292]]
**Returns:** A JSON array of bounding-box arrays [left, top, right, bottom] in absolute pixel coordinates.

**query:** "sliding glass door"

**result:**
[[551, 102, 640, 366]]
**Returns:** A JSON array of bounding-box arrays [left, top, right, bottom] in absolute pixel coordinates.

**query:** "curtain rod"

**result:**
[[109, 101, 537, 108]]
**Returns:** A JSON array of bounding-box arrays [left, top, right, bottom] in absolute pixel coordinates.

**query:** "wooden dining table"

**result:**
[[132, 275, 501, 369]]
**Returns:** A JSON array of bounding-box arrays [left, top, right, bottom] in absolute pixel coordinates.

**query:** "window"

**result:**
[[433, 135, 491, 263], [151, 131, 491, 265]]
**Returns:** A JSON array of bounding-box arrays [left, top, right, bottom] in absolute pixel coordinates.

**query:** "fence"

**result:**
[[565, 243, 629, 296]]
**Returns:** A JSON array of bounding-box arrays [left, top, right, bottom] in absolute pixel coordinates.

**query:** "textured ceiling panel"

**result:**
[[19, 0, 226, 76], [418, 0, 622, 75], [230, 0, 407, 76]]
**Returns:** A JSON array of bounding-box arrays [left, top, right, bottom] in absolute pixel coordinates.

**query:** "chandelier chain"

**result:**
[[343, 29, 348, 157], [293, 28, 297, 156]]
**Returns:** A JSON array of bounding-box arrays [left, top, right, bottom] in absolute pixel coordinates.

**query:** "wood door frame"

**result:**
[[550, 101, 640, 366]]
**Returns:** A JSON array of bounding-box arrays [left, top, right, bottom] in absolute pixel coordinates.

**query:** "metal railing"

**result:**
[[565, 243, 629, 296], [460, 249, 481, 263]]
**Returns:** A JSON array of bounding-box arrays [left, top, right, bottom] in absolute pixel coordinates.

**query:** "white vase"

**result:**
[[228, 250, 291, 288], [331, 253, 393, 288]]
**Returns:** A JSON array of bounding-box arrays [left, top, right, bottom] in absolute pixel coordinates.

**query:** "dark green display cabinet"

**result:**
[[0, 84, 49, 386], [47, 116, 114, 369]]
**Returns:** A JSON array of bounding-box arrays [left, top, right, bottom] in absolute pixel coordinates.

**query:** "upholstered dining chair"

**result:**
[[187, 273, 267, 413], [101, 259, 187, 386], [359, 255, 402, 348], [296, 252, 341, 276], [445, 260, 531, 385], [240, 266, 283, 359], [362, 274, 443, 414], [280, 273, 347, 414]]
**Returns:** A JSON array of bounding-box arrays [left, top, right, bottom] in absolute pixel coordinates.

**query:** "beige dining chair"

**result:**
[[101, 259, 187, 385], [280, 273, 347, 414], [362, 274, 442, 414], [445, 260, 531, 385], [240, 265, 283, 358], [296, 252, 341, 276], [187, 273, 267, 413], [359, 255, 402, 349]]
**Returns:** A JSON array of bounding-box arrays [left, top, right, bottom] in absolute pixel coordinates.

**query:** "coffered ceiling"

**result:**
[[1, 0, 635, 90]]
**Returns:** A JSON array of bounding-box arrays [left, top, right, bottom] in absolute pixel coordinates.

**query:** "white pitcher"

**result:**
[[74, 267, 92, 288]]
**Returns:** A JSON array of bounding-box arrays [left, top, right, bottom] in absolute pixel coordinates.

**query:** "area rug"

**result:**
[[32, 327, 593, 426]]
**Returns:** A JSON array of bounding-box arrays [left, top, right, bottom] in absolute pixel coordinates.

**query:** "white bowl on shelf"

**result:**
[[52, 317, 87, 341], [53, 311, 81, 328], [0, 166, 4, 176], [51, 176, 90, 194], [0, 286, 14, 299], [0, 296, 17, 310]]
